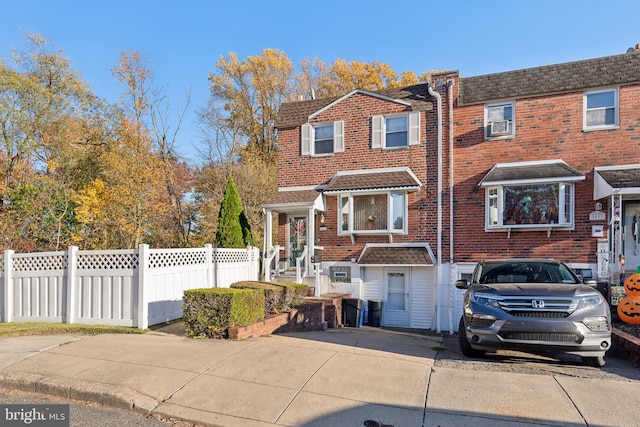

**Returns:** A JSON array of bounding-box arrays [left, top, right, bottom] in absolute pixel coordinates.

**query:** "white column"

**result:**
[[308, 206, 315, 277]]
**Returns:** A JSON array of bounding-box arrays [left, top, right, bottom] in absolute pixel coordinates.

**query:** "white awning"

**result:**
[[594, 164, 640, 199]]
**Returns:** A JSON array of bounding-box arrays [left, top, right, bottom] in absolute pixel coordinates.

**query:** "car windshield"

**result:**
[[476, 261, 579, 284]]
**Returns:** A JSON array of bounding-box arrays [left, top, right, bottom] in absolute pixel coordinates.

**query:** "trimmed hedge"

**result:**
[[231, 281, 308, 314], [231, 281, 283, 315], [182, 288, 264, 339], [270, 281, 309, 310]]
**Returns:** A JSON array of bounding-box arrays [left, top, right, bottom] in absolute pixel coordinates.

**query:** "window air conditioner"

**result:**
[[490, 120, 510, 136]]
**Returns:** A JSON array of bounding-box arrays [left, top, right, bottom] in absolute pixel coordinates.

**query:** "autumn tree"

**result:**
[[0, 34, 106, 251]]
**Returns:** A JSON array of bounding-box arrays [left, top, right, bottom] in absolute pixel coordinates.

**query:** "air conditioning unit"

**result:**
[[490, 120, 510, 136]]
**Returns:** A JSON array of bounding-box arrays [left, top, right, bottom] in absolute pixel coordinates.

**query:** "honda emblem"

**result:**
[[531, 300, 545, 308]]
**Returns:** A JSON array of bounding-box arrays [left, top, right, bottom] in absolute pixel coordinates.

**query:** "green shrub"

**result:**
[[182, 288, 264, 339], [231, 281, 282, 315], [271, 281, 309, 310]]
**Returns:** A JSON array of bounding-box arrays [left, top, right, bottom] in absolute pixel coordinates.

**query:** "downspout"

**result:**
[[448, 79, 455, 334], [428, 81, 443, 333]]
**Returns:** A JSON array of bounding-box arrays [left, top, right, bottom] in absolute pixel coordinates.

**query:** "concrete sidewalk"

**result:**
[[0, 327, 639, 427]]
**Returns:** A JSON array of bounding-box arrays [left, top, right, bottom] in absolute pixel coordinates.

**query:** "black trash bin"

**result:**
[[368, 299, 383, 327], [343, 298, 363, 328]]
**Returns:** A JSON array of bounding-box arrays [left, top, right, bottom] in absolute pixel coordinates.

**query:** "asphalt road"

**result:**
[[0, 389, 199, 427]]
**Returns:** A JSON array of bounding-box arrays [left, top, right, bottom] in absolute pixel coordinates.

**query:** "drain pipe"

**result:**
[[447, 79, 455, 334], [428, 81, 443, 333]]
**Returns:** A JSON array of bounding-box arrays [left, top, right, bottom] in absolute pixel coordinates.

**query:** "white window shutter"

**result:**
[[372, 115, 383, 149], [301, 123, 311, 156], [334, 120, 344, 153], [409, 112, 420, 145]]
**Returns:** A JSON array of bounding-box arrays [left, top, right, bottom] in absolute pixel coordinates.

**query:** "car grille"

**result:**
[[498, 297, 576, 315], [471, 318, 496, 328], [509, 311, 569, 318], [499, 331, 582, 343]]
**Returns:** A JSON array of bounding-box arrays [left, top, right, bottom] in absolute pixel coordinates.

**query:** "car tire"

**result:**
[[582, 355, 606, 367], [458, 317, 485, 358]]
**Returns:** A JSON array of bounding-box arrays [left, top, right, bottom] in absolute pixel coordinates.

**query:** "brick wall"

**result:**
[[451, 83, 640, 264], [275, 92, 439, 261], [227, 294, 351, 339]]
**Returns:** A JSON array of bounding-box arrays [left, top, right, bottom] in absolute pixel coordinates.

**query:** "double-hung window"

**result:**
[[485, 102, 514, 139], [584, 88, 618, 130], [301, 121, 344, 156], [339, 192, 407, 233], [372, 112, 420, 149]]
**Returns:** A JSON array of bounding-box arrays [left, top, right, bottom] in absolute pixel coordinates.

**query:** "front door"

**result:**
[[287, 216, 307, 268], [384, 269, 410, 327], [625, 203, 640, 273]]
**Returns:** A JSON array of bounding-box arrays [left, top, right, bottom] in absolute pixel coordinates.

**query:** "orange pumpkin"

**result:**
[[617, 295, 640, 324], [624, 273, 640, 294]]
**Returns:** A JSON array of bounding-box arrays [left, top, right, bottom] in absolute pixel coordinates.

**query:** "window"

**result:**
[[339, 192, 407, 233], [584, 88, 618, 130], [372, 112, 420, 149], [301, 121, 344, 156], [485, 102, 514, 139], [485, 182, 574, 229]]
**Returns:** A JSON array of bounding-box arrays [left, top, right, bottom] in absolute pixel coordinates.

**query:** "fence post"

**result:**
[[66, 246, 78, 324], [205, 244, 214, 288], [3, 250, 14, 323], [137, 244, 150, 329]]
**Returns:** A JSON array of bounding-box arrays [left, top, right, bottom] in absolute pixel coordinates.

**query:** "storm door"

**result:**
[[384, 268, 410, 326], [287, 216, 307, 268], [625, 203, 640, 273]]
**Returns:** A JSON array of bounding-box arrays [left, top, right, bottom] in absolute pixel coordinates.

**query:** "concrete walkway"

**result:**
[[0, 327, 639, 427]]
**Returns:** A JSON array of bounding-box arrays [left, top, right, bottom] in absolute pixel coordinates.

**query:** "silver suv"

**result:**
[[456, 258, 611, 367]]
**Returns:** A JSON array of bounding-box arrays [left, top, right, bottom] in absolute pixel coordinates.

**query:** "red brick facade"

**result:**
[[451, 81, 640, 264], [275, 91, 440, 262]]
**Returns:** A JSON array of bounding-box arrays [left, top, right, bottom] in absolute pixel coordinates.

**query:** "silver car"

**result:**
[[456, 259, 611, 367]]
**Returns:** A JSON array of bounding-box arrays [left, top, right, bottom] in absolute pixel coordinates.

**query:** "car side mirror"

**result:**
[[455, 279, 469, 289]]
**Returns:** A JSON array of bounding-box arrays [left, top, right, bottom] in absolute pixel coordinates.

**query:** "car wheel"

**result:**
[[582, 355, 606, 367], [458, 317, 485, 358]]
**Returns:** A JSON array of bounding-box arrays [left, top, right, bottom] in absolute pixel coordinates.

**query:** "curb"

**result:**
[[611, 327, 640, 366], [0, 371, 158, 414]]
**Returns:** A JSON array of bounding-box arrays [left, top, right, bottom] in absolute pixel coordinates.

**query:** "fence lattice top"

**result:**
[[12, 254, 68, 271], [77, 253, 139, 270], [149, 250, 207, 268]]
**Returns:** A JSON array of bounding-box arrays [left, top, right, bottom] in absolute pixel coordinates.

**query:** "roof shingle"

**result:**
[[276, 84, 433, 129], [459, 51, 640, 105]]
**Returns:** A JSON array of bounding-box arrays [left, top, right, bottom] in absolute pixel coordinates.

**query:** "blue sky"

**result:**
[[2, 0, 638, 163]]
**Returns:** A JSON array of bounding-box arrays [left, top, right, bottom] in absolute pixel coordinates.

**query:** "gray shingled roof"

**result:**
[[596, 168, 640, 188], [459, 51, 640, 105], [263, 189, 321, 207], [358, 246, 434, 265], [323, 170, 420, 193], [479, 161, 584, 186], [276, 84, 433, 129]]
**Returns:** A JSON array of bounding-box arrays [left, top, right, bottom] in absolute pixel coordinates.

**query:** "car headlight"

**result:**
[[576, 293, 604, 310], [472, 293, 500, 308]]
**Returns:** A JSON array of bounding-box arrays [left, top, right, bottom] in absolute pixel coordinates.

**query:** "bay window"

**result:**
[[486, 182, 574, 229], [339, 191, 407, 233]]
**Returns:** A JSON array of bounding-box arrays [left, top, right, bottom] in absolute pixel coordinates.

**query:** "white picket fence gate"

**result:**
[[0, 244, 260, 329]]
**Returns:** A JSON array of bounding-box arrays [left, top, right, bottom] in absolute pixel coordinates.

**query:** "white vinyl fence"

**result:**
[[1, 244, 260, 329]]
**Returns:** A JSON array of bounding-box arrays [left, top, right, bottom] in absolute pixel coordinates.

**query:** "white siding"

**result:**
[[410, 267, 434, 329]]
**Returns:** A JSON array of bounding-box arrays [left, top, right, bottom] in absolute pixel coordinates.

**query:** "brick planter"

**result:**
[[227, 293, 352, 339], [611, 328, 640, 365]]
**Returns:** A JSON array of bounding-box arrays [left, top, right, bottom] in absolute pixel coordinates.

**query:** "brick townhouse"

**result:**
[[263, 47, 640, 332]]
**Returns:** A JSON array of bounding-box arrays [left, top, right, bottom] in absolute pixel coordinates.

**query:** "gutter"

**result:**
[[428, 82, 443, 333], [448, 78, 455, 334]]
